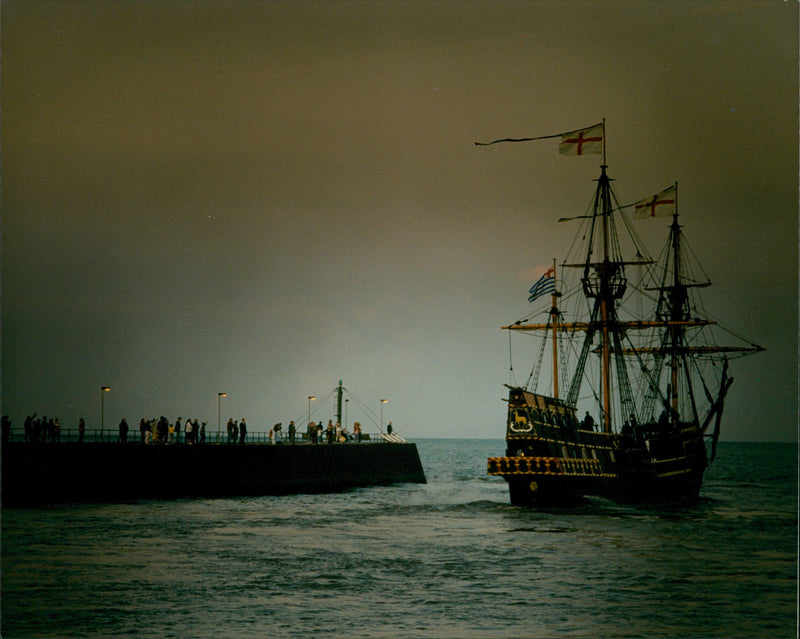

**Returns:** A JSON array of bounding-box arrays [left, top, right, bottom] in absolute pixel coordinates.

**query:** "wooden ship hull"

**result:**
[[488, 388, 707, 506]]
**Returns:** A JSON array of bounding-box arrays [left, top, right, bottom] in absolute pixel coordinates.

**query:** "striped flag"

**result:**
[[528, 268, 556, 303], [633, 185, 677, 219]]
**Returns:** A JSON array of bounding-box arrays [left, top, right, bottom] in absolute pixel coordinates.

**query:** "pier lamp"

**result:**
[[100, 387, 110, 440], [308, 396, 316, 426], [345, 398, 349, 432], [218, 392, 227, 441], [380, 398, 388, 433]]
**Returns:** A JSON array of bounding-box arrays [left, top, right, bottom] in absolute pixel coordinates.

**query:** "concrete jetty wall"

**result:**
[[1, 442, 426, 506]]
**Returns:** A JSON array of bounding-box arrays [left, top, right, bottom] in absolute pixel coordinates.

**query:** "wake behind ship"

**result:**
[[479, 123, 763, 507]]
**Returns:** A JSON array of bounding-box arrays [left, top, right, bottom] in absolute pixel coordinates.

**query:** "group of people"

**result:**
[[136, 416, 207, 445], [20, 413, 62, 443], [225, 418, 247, 444], [304, 420, 364, 444], [7, 413, 212, 445], [5, 413, 381, 445]]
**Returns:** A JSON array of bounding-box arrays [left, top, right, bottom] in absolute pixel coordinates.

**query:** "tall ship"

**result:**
[[481, 123, 763, 506]]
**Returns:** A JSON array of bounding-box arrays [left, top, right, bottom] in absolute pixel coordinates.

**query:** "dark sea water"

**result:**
[[2, 440, 797, 639]]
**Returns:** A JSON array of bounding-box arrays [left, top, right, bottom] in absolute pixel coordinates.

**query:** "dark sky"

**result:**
[[2, 1, 797, 441]]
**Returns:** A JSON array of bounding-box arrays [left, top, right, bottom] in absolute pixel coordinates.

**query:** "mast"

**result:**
[[644, 181, 763, 428], [507, 164, 637, 433], [550, 259, 559, 399], [583, 165, 619, 433], [657, 184, 694, 424], [599, 120, 611, 431], [575, 163, 639, 433], [669, 194, 682, 423]]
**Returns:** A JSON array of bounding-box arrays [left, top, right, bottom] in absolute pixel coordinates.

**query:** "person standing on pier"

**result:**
[[239, 418, 247, 444], [78, 417, 85, 443], [157, 416, 168, 443], [288, 421, 296, 444], [118, 418, 128, 443]]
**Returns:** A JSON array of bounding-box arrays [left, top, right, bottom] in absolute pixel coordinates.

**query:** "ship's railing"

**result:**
[[2, 428, 384, 446], [488, 455, 606, 477]]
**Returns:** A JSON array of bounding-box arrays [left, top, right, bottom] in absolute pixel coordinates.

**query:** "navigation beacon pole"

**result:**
[[336, 380, 344, 428]]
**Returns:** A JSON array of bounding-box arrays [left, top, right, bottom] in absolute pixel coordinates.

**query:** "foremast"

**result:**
[[657, 199, 698, 427], [644, 201, 763, 447]]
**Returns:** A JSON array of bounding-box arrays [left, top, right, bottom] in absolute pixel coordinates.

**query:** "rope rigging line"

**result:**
[[292, 383, 403, 434], [525, 313, 550, 393], [292, 386, 338, 427], [339, 385, 383, 428]]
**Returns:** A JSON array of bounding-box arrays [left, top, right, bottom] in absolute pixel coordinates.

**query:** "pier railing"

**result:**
[[3, 428, 382, 445]]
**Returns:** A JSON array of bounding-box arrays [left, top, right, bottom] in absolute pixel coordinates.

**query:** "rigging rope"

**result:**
[[526, 315, 550, 393]]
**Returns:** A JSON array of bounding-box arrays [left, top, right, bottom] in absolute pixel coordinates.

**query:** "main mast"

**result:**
[[506, 164, 637, 433], [581, 165, 625, 433]]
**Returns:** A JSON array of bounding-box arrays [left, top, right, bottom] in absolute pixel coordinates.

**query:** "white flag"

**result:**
[[633, 186, 677, 219], [558, 124, 604, 156]]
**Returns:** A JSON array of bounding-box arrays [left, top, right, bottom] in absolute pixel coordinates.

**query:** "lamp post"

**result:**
[[345, 398, 349, 432], [308, 396, 316, 426], [100, 386, 110, 440], [380, 398, 388, 433], [218, 392, 227, 442]]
